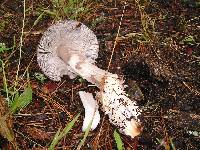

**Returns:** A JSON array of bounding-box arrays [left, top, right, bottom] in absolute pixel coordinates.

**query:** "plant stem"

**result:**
[[14, 0, 26, 90]]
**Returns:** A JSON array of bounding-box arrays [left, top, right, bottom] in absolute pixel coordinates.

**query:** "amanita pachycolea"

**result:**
[[37, 20, 142, 138]]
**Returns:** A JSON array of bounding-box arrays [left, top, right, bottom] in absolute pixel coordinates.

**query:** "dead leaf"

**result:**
[[42, 82, 58, 93], [0, 95, 18, 148]]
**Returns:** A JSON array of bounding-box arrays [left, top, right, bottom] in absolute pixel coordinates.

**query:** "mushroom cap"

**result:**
[[37, 20, 99, 81]]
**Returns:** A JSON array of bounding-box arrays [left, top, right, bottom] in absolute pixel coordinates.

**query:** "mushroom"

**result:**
[[37, 20, 142, 138], [79, 91, 100, 131]]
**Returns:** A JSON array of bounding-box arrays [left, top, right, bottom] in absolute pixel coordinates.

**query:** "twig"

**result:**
[[14, 0, 26, 90], [14, 129, 43, 148], [182, 81, 200, 96], [107, 2, 127, 71], [0, 60, 9, 100]]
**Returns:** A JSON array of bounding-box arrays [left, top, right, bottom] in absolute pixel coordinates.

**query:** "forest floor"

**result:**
[[0, 0, 200, 149]]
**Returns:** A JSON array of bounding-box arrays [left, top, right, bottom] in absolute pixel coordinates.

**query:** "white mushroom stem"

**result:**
[[98, 75, 142, 138], [58, 47, 142, 138], [79, 91, 100, 131], [57, 48, 110, 86]]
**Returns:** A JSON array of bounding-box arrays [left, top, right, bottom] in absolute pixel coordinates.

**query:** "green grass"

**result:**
[[134, 0, 157, 43], [135, 0, 152, 42], [34, 0, 91, 26], [0, 37, 15, 53], [9, 85, 32, 114], [181, 35, 196, 45], [156, 136, 176, 150], [48, 113, 80, 150], [0, 1, 33, 148], [76, 120, 93, 150], [49, 114, 94, 149], [0, 43, 12, 53], [114, 130, 124, 150], [34, 72, 47, 83]]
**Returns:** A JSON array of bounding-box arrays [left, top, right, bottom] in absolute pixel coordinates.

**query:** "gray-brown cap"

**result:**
[[37, 20, 99, 81]]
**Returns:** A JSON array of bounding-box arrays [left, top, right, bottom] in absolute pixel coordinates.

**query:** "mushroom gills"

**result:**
[[57, 49, 109, 86], [79, 91, 100, 131], [37, 20, 99, 81]]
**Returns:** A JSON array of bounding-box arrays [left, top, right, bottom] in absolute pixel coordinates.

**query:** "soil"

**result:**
[[0, 0, 200, 149]]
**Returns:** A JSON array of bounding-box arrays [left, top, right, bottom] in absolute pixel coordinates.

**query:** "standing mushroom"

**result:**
[[37, 20, 142, 138]]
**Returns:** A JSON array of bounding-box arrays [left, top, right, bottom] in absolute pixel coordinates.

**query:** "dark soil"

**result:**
[[0, 0, 200, 149]]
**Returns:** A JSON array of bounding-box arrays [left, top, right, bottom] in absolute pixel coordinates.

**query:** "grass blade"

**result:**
[[48, 127, 61, 149], [48, 113, 80, 150], [10, 86, 32, 113], [0, 60, 9, 100], [76, 120, 92, 150], [33, 11, 45, 27], [114, 130, 124, 150], [170, 137, 176, 150]]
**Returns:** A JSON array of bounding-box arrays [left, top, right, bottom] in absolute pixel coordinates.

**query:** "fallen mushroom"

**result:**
[[79, 91, 100, 131], [37, 20, 142, 138]]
